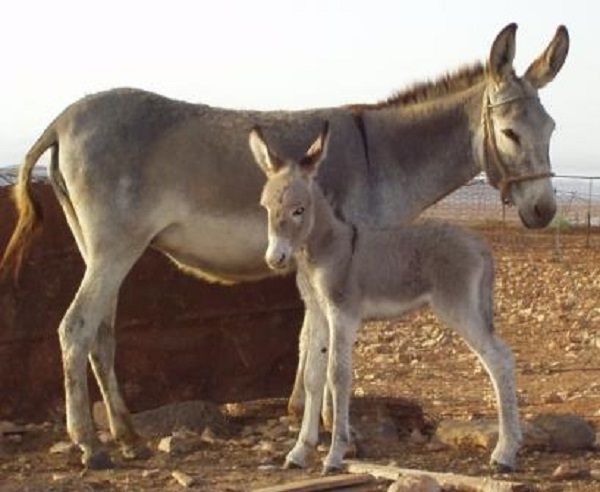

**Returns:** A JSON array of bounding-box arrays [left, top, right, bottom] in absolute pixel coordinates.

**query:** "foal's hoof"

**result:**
[[121, 442, 152, 461], [283, 458, 304, 470], [321, 464, 344, 475], [84, 450, 114, 470], [491, 460, 516, 474]]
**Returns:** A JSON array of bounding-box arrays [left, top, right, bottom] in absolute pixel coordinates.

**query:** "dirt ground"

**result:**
[[1, 227, 599, 491]]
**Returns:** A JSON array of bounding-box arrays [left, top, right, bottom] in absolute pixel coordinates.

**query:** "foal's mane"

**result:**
[[350, 62, 486, 112]]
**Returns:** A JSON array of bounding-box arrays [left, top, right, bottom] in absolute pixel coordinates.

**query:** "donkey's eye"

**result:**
[[501, 129, 521, 145], [292, 206, 305, 217]]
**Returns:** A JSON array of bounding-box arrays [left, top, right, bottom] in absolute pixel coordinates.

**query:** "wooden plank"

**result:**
[[252, 473, 375, 492], [344, 460, 531, 492]]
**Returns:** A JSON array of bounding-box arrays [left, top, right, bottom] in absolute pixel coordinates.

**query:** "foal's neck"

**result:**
[[299, 187, 354, 268]]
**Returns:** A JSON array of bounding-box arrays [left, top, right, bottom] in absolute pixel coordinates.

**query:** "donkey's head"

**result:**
[[481, 23, 569, 228], [249, 123, 330, 270]]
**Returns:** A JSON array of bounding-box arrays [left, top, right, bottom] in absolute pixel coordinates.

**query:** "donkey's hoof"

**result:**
[[491, 460, 516, 474], [121, 442, 152, 461], [84, 450, 114, 470]]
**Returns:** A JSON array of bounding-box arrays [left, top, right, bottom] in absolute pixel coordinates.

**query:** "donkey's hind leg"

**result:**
[[89, 300, 150, 461], [59, 251, 142, 469]]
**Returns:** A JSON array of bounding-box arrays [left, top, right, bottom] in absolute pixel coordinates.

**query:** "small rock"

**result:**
[[49, 441, 77, 455], [387, 475, 441, 492], [158, 430, 201, 455], [52, 473, 70, 482], [172, 470, 196, 488], [551, 462, 591, 481], [0, 421, 24, 435], [424, 440, 448, 452], [141, 468, 161, 478], [409, 428, 428, 445], [542, 392, 565, 404], [200, 426, 219, 444], [253, 440, 276, 453], [435, 419, 498, 450], [258, 464, 278, 471]]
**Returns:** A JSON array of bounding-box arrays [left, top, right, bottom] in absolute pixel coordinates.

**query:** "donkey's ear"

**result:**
[[299, 121, 330, 178], [524, 25, 569, 89], [249, 126, 283, 176], [489, 23, 517, 84]]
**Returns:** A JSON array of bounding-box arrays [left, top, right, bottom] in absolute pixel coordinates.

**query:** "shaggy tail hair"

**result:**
[[0, 125, 57, 282]]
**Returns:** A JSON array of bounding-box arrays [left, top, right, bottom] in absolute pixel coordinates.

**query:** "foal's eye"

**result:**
[[501, 128, 521, 145], [292, 206, 305, 217]]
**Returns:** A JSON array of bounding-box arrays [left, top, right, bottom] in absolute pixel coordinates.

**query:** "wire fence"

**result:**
[[1, 168, 599, 250], [421, 174, 600, 251]]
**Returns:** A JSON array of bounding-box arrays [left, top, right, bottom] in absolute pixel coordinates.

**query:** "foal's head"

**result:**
[[249, 123, 330, 270]]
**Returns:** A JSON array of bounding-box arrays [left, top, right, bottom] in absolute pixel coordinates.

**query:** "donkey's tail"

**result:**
[[0, 123, 58, 280]]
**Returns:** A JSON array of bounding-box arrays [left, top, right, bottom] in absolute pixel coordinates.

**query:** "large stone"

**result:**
[[531, 413, 596, 451], [435, 418, 553, 450], [0, 183, 304, 421], [93, 399, 229, 438]]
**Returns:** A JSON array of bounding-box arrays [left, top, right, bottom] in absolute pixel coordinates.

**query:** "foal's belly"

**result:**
[[152, 211, 276, 283], [361, 295, 429, 321]]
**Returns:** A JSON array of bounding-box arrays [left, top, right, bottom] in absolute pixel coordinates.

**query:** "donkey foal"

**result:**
[[249, 123, 522, 474]]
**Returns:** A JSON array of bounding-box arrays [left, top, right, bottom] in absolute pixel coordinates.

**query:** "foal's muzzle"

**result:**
[[265, 238, 292, 270]]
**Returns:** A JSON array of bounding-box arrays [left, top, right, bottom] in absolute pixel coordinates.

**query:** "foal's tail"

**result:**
[[0, 123, 58, 281]]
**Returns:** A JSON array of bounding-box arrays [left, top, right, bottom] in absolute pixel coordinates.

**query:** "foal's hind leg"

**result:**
[[59, 253, 141, 468], [436, 303, 522, 471], [288, 311, 310, 421], [89, 301, 150, 461], [473, 333, 522, 471]]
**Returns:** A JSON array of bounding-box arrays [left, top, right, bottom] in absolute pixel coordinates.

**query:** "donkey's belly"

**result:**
[[152, 212, 275, 283]]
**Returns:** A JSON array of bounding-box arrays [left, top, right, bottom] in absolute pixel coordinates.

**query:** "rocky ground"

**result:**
[[1, 227, 599, 491]]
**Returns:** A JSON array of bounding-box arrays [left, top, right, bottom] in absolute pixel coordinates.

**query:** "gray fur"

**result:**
[[253, 124, 522, 473], [0, 24, 567, 468]]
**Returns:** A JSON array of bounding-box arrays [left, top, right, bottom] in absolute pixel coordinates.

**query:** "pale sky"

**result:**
[[1, 0, 598, 175]]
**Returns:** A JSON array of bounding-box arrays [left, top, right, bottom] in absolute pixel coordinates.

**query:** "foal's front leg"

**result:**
[[323, 309, 359, 473], [285, 306, 328, 469]]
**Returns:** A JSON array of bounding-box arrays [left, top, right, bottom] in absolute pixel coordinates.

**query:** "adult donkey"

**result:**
[[1, 23, 568, 469]]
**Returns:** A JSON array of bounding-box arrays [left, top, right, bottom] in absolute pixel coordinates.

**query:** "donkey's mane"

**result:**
[[351, 62, 486, 112]]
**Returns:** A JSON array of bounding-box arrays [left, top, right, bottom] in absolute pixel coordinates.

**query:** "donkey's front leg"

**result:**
[[323, 310, 359, 474], [285, 307, 328, 469]]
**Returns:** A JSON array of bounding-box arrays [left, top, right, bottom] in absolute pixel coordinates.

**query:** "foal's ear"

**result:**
[[524, 25, 569, 89], [489, 23, 517, 84], [249, 126, 283, 176], [299, 121, 330, 178]]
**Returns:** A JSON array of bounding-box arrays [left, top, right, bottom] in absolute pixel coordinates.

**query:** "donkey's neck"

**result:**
[[359, 82, 485, 224]]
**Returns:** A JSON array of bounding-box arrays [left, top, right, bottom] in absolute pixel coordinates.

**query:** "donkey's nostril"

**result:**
[[278, 253, 286, 266]]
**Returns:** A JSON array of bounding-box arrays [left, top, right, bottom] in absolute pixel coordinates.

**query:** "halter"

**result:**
[[481, 92, 554, 204]]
